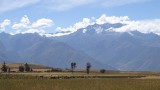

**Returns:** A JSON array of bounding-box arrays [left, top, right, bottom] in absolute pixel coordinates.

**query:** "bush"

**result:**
[[1, 62, 8, 72], [19, 66, 25, 72], [24, 63, 31, 72], [100, 69, 106, 73]]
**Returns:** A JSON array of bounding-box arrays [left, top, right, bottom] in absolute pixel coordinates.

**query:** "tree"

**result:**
[[100, 69, 106, 73], [24, 63, 30, 72], [1, 61, 8, 72], [86, 62, 91, 74], [8, 67, 11, 73], [30, 68, 33, 72], [19, 65, 25, 72], [71, 62, 76, 73]]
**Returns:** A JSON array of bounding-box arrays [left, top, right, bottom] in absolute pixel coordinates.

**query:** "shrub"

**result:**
[[19, 66, 25, 72], [100, 69, 106, 73]]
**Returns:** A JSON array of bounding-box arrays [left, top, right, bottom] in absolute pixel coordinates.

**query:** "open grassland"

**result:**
[[1, 63, 160, 90], [5, 70, 160, 78], [1, 72, 160, 90], [1, 77, 160, 90]]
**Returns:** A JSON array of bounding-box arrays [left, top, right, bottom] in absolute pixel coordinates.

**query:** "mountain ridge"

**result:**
[[53, 23, 160, 71], [1, 22, 160, 71], [0, 32, 115, 70]]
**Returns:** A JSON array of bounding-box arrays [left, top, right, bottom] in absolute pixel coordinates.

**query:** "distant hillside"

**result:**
[[0, 63, 52, 69], [54, 23, 160, 71], [0, 32, 115, 70]]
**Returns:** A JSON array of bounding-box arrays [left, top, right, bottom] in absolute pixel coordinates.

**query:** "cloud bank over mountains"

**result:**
[[10, 15, 54, 34], [0, 0, 149, 13], [54, 14, 160, 36], [0, 19, 11, 31], [0, 14, 160, 36], [95, 14, 160, 35], [54, 18, 93, 36]]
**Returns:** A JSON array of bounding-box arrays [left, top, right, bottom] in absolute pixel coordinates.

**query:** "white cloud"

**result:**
[[96, 14, 129, 24], [0, 0, 40, 13], [0, 0, 149, 12], [47, 32, 71, 37], [53, 15, 130, 36], [42, 0, 149, 11], [0, 19, 11, 31], [32, 18, 53, 28], [54, 14, 160, 36], [101, 0, 149, 7], [42, 0, 95, 11], [12, 15, 30, 29], [12, 15, 54, 34], [2, 14, 160, 37], [95, 14, 160, 35], [22, 29, 45, 34], [114, 19, 160, 35], [55, 18, 93, 35]]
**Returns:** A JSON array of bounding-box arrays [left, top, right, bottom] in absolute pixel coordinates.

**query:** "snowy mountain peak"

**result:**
[[78, 23, 124, 34], [47, 23, 124, 37]]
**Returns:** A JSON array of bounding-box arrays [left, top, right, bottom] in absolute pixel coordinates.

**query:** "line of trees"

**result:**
[[19, 63, 32, 72], [71, 62, 76, 73], [0, 62, 32, 73], [70, 62, 92, 74], [70, 62, 106, 74], [1, 61, 106, 74]]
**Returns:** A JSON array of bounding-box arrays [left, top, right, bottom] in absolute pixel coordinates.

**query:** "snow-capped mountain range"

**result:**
[[53, 23, 160, 71], [1, 22, 160, 71]]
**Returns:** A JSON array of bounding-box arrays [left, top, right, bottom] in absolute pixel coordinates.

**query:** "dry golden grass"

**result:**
[[1, 63, 160, 90], [1, 71, 160, 90], [1, 77, 160, 90]]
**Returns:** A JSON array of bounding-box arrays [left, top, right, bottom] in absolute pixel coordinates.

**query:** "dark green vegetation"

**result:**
[[1, 62, 7, 72], [0, 63, 52, 69], [86, 62, 91, 74], [0, 74, 160, 90]]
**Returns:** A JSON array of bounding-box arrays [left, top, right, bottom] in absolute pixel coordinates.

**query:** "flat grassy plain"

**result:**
[[1, 71, 160, 90], [1, 63, 160, 90], [1, 77, 160, 90]]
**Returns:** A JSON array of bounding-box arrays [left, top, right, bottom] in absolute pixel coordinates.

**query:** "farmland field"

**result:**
[[1, 71, 160, 90], [1, 77, 160, 90]]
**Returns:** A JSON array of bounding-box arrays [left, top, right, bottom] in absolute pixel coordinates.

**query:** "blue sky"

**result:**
[[0, 0, 160, 35]]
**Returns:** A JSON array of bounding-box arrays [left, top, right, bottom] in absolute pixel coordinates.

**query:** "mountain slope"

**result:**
[[0, 33, 115, 69], [53, 23, 160, 71], [0, 40, 7, 62]]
